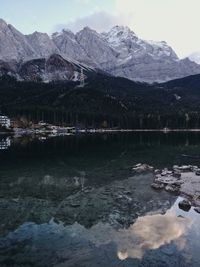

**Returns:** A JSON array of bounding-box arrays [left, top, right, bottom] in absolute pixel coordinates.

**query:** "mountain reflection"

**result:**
[[0, 205, 196, 266], [117, 210, 193, 260], [56, 208, 193, 261]]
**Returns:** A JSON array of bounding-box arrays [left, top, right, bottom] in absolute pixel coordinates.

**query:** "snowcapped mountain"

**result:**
[[0, 18, 200, 83], [102, 26, 178, 61], [189, 52, 200, 64]]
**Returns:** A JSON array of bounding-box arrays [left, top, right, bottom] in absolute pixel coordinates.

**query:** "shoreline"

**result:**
[[3, 128, 200, 136]]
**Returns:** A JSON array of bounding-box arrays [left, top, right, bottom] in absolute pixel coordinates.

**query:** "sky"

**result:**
[[0, 0, 200, 58]]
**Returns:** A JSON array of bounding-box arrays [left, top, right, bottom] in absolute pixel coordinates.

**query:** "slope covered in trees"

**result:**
[[1, 74, 200, 129]]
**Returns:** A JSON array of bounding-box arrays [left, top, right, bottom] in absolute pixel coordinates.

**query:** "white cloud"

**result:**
[[54, 0, 200, 57], [55, 11, 130, 33], [113, 0, 200, 58]]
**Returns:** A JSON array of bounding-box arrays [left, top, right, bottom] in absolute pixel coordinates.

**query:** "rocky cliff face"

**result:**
[[0, 18, 200, 83], [26, 32, 59, 58], [0, 54, 93, 82], [52, 29, 91, 64], [0, 19, 36, 61]]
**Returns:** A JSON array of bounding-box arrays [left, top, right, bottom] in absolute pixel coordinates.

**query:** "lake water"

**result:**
[[0, 132, 200, 267]]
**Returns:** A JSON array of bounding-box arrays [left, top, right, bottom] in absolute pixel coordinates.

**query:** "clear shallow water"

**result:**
[[0, 132, 200, 266]]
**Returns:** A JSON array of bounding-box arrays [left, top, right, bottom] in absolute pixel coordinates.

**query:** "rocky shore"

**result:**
[[151, 164, 200, 210]]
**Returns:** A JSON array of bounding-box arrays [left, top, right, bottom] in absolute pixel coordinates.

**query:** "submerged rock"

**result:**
[[151, 183, 165, 190], [194, 207, 200, 214], [152, 165, 200, 208], [195, 170, 200, 176], [178, 199, 191, 212], [177, 165, 192, 172], [173, 172, 181, 178], [154, 169, 161, 175], [165, 185, 179, 194], [132, 163, 154, 173]]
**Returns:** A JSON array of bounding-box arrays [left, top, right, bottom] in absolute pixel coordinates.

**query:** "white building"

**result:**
[[0, 116, 11, 128]]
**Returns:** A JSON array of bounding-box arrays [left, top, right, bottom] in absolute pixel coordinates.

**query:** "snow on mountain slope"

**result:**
[[101, 26, 200, 82], [102, 26, 178, 62], [189, 52, 200, 64], [0, 18, 200, 83]]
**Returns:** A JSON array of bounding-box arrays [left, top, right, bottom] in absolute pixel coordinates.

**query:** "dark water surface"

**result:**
[[0, 132, 200, 267]]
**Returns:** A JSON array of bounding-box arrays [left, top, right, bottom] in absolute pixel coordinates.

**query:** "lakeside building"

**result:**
[[0, 116, 11, 129]]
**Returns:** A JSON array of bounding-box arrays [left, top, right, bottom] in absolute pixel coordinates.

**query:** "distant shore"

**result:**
[[3, 128, 200, 136]]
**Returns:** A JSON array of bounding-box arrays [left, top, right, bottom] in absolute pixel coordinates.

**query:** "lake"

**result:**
[[0, 132, 200, 267]]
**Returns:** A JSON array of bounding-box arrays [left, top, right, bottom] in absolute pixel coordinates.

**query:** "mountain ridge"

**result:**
[[0, 18, 200, 83]]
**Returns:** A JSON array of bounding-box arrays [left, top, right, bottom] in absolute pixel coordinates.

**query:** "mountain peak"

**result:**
[[52, 29, 75, 40], [0, 18, 7, 24], [32, 31, 46, 35], [0, 18, 8, 29], [82, 26, 93, 31], [0, 21, 199, 83], [110, 25, 131, 32], [78, 26, 98, 35], [109, 25, 136, 36], [103, 25, 137, 46]]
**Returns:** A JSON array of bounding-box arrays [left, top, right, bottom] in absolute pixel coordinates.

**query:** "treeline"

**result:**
[[1, 74, 200, 129], [4, 107, 200, 129]]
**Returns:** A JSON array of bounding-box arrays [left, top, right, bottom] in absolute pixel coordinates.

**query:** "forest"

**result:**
[[1, 73, 200, 129]]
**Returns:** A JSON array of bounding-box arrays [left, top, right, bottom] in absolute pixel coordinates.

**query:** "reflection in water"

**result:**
[[0, 200, 198, 267], [1, 133, 200, 266], [0, 137, 11, 150], [61, 204, 193, 261], [117, 209, 193, 260]]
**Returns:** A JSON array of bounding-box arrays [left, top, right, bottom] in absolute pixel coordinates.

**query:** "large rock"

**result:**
[[178, 199, 191, 212]]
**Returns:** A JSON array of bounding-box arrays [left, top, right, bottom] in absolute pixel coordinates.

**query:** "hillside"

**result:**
[[1, 74, 200, 129]]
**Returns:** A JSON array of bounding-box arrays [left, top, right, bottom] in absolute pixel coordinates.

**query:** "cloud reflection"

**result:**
[[116, 210, 193, 260], [74, 210, 193, 260]]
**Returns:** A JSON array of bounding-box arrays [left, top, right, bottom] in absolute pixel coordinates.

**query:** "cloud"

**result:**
[[54, 11, 132, 33], [52, 0, 200, 57], [114, 0, 200, 57]]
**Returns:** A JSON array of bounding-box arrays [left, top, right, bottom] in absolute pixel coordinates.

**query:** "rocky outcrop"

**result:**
[[151, 165, 200, 209], [0, 54, 92, 82]]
